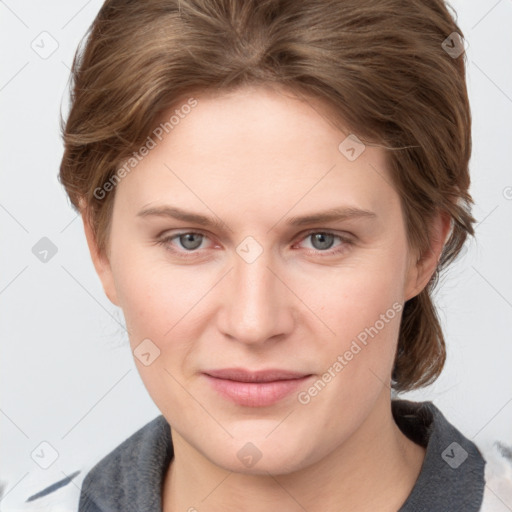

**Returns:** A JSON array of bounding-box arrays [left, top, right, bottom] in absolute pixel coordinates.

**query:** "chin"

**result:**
[[198, 431, 316, 476]]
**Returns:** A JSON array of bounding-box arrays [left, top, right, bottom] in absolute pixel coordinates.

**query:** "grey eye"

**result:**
[[178, 233, 204, 250], [309, 233, 335, 250]]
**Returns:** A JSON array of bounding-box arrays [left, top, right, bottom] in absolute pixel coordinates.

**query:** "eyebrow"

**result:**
[[136, 205, 377, 229]]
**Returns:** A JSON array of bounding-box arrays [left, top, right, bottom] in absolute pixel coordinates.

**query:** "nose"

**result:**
[[217, 244, 295, 346]]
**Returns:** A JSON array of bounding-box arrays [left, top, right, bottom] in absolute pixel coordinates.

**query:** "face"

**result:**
[[86, 84, 436, 475]]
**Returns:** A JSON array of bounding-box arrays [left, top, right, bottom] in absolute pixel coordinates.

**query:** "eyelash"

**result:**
[[155, 229, 353, 259]]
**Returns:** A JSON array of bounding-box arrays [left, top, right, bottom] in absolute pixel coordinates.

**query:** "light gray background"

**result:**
[[1, 0, 511, 507]]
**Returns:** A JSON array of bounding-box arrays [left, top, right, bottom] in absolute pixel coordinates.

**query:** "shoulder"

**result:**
[[476, 439, 512, 511], [392, 399, 512, 511], [79, 414, 172, 511], [1, 416, 169, 512], [79, 414, 171, 489]]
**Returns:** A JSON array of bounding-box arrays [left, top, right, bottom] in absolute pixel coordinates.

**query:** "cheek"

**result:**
[[111, 252, 194, 345], [111, 257, 201, 401], [302, 245, 407, 400], [313, 251, 406, 341], [297, 260, 405, 425]]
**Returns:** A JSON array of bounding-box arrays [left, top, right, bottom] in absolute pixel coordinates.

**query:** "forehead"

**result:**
[[113, 85, 398, 224]]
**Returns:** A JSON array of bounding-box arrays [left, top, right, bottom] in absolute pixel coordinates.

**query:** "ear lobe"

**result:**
[[81, 209, 120, 306], [404, 211, 452, 302]]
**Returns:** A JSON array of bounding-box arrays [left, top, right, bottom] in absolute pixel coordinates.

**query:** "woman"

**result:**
[[18, 0, 512, 510]]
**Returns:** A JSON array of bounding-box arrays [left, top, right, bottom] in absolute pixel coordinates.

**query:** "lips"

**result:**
[[204, 368, 310, 383], [203, 368, 313, 407]]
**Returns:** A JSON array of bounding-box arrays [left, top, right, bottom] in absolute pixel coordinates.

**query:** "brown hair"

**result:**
[[59, 0, 476, 392]]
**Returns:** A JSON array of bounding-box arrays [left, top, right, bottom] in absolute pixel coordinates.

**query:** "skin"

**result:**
[[83, 84, 451, 511]]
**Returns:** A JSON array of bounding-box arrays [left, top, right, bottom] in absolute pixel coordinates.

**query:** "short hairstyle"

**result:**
[[59, 0, 476, 392]]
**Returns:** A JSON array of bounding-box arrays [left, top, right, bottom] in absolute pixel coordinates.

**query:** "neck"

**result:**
[[163, 392, 425, 512]]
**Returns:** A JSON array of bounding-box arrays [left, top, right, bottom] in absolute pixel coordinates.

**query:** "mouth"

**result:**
[[203, 368, 313, 407]]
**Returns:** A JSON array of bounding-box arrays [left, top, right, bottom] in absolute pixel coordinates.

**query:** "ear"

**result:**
[[404, 210, 452, 302], [81, 208, 120, 306]]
